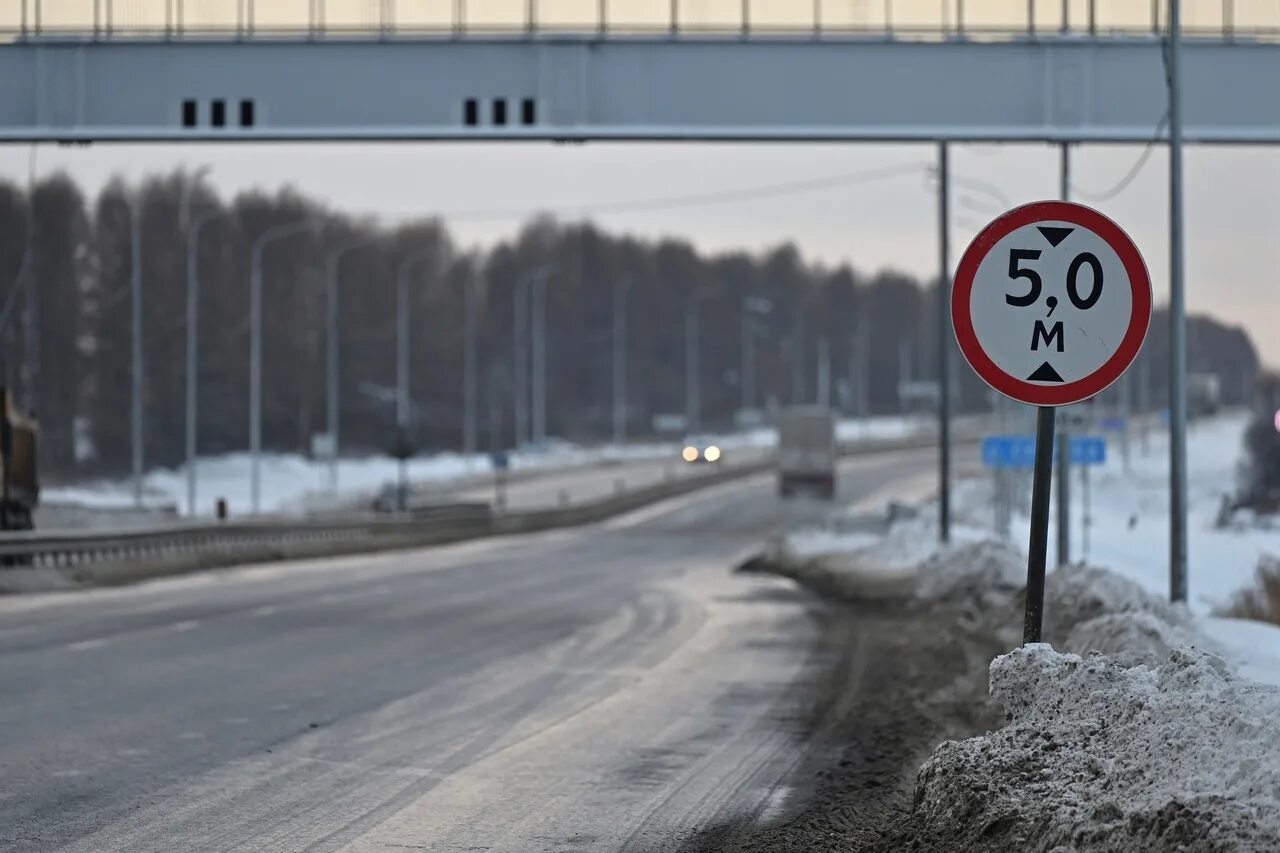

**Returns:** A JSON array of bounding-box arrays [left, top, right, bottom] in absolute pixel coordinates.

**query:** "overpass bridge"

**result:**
[[0, 0, 1277, 143]]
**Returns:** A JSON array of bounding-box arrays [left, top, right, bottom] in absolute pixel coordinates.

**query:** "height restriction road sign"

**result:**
[[952, 201, 1151, 407]]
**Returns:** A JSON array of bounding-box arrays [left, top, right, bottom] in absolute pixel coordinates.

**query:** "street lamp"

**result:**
[[394, 246, 436, 509], [612, 275, 634, 445], [249, 218, 316, 514], [181, 165, 214, 517], [324, 232, 383, 492], [184, 208, 219, 517], [127, 194, 144, 509], [511, 264, 554, 449]]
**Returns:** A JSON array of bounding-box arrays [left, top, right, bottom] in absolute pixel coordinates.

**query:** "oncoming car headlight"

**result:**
[[682, 446, 699, 463], [703, 445, 722, 462]]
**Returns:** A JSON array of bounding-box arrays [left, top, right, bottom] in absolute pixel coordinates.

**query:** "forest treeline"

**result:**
[[0, 169, 1260, 482]]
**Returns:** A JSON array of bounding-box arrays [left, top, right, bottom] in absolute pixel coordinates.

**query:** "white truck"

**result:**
[[777, 406, 837, 499]]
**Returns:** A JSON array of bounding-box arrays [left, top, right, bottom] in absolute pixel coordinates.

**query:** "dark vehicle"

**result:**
[[0, 388, 38, 530]]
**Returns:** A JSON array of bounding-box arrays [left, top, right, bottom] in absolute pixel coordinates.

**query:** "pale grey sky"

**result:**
[[1, 141, 1275, 363]]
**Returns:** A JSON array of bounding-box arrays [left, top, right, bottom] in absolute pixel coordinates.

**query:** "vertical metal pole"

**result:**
[[741, 0, 748, 37], [186, 217, 202, 515], [325, 252, 340, 491], [898, 336, 910, 409], [1121, 366, 1133, 472], [857, 308, 870, 418], [22, 146, 37, 415], [670, 0, 677, 35], [532, 272, 547, 444], [1024, 406, 1056, 644], [464, 269, 478, 455], [130, 197, 144, 509], [1089, 0, 1096, 34], [513, 275, 527, 448], [396, 259, 410, 463], [816, 336, 830, 407], [598, 0, 606, 37], [1057, 141, 1071, 567], [1061, 0, 1068, 31], [1027, 0, 1034, 33], [1082, 464, 1091, 559], [249, 246, 262, 514], [685, 301, 699, 432], [1168, 0, 1189, 603], [790, 305, 804, 405], [741, 301, 754, 412], [612, 278, 628, 445], [937, 141, 952, 544]]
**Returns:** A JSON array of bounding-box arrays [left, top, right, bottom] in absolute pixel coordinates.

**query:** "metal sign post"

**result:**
[[954, 201, 1151, 645]]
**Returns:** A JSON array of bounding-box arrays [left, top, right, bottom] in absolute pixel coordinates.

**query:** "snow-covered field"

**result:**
[[45, 414, 926, 518], [1053, 412, 1271, 614]]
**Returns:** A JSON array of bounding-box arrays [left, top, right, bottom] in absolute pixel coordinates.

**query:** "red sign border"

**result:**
[[951, 200, 1152, 407]]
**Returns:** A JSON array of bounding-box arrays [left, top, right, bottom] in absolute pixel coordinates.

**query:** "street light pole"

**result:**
[[532, 271, 547, 445], [180, 165, 213, 517], [464, 266, 479, 456], [250, 218, 314, 515], [396, 247, 435, 506], [612, 276, 633, 445], [1057, 142, 1072, 567], [324, 233, 382, 492], [513, 272, 529, 449], [130, 195, 144, 510], [937, 141, 952, 545], [185, 210, 218, 517], [1168, 0, 1189, 602], [531, 267, 556, 445]]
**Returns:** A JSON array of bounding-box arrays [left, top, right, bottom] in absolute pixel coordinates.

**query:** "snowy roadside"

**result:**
[[44, 414, 930, 520], [746, 446, 1280, 850]]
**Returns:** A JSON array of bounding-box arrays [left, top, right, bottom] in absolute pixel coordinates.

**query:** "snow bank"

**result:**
[[49, 414, 925, 518], [911, 644, 1280, 851]]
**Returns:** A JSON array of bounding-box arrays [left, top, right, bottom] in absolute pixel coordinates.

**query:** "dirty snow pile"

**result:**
[[907, 551, 1280, 851], [762, 511, 1280, 851], [910, 644, 1280, 852]]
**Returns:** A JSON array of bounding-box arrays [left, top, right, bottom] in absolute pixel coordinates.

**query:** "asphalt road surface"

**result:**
[[0, 449, 938, 852]]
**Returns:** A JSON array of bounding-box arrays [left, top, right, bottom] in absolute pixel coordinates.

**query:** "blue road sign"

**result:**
[[490, 451, 510, 471], [982, 435, 1107, 469]]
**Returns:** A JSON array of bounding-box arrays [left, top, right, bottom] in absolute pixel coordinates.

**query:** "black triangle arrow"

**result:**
[[1027, 362, 1065, 383], [1037, 226, 1074, 247]]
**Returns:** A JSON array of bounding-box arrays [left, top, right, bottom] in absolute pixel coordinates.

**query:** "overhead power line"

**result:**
[[437, 161, 931, 223]]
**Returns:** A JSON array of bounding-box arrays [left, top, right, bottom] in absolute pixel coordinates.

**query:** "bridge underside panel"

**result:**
[[0, 39, 1273, 143]]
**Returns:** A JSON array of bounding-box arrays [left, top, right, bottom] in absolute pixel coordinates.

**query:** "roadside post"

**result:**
[[491, 450, 510, 512], [953, 201, 1151, 645]]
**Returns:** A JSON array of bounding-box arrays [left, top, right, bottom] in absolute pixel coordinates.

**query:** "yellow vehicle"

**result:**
[[0, 389, 38, 530]]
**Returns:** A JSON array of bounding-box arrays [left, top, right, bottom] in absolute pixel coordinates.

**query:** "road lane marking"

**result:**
[[66, 638, 108, 652], [170, 620, 200, 632]]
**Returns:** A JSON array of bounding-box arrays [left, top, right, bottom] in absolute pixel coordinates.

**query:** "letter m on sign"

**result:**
[[1031, 321, 1064, 352]]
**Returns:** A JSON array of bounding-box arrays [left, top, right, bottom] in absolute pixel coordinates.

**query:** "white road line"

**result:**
[[170, 620, 200, 632], [66, 637, 108, 652]]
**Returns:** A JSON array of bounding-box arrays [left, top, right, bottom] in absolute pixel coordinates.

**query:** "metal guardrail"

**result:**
[[0, 429, 981, 589], [0, 502, 492, 571], [3, 1, 1277, 43]]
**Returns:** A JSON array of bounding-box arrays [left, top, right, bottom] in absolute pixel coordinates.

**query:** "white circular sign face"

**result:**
[[952, 201, 1152, 407]]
